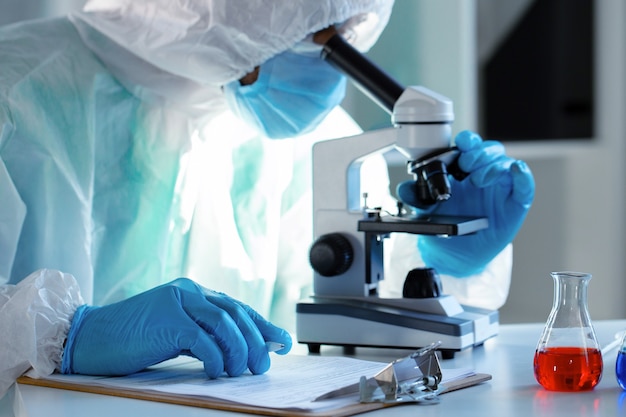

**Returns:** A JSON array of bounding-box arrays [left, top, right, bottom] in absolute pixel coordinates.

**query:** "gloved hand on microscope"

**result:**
[[397, 130, 535, 277]]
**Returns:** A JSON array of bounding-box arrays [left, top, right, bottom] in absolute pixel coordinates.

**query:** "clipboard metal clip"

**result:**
[[358, 341, 443, 404]]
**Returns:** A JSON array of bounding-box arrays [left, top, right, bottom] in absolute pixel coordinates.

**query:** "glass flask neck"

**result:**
[[549, 271, 592, 326]]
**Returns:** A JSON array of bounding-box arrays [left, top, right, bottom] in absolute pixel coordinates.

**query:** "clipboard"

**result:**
[[17, 372, 491, 417], [17, 374, 383, 417]]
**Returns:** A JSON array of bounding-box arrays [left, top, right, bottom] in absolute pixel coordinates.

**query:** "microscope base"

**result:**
[[296, 297, 498, 358]]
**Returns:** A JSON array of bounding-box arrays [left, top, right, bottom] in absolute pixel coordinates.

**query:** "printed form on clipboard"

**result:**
[[18, 345, 491, 417]]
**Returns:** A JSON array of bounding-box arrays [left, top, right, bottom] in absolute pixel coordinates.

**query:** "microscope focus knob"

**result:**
[[309, 233, 353, 277], [403, 268, 443, 298]]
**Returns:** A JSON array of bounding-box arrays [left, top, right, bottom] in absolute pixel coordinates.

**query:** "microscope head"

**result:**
[[320, 34, 459, 207], [393, 86, 461, 207], [392, 85, 454, 159]]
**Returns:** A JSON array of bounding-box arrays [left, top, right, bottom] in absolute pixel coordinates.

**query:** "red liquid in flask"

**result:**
[[534, 347, 603, 391]]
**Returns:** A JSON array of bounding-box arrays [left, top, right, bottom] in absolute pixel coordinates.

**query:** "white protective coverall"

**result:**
[[0, 0, 512, 399]]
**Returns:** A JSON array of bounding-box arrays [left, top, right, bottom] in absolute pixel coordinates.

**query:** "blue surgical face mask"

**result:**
[[223, 50, 347, 139]]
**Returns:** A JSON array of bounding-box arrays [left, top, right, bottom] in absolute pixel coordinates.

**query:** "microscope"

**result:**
[[295, 33, 499, 359]]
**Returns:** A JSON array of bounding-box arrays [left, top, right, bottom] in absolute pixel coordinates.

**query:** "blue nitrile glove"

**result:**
[[61, 278, 292, 378], [397, 130, 535, 277]]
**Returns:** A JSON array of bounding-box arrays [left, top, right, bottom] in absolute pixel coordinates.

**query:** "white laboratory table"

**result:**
[[14, 320, 626, 417]]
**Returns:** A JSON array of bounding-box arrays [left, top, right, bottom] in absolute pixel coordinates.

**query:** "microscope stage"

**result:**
[[358, 215, 488, 236]]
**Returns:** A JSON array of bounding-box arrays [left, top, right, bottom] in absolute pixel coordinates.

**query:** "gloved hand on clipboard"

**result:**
[[61, 278, 292, 378]]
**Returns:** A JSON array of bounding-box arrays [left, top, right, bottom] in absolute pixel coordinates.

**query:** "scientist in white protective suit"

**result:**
[[0, 0, 535, 400]]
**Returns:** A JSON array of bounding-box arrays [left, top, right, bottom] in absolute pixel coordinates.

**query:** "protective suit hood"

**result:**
[[69, 0, 394, 113]]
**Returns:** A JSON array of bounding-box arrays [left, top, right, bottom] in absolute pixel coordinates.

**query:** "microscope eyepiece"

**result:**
[[321, 34, 404, 114]]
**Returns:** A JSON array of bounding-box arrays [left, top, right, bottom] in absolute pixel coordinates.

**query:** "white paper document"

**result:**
[[38, 354, 475, 412]]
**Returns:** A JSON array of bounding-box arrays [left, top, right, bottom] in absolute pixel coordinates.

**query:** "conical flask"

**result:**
[[533, 271, 603, 391]]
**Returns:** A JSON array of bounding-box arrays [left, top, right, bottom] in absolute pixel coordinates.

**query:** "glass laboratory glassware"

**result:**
[[617, 331, 626, 390], [533, 271, 603, 391]]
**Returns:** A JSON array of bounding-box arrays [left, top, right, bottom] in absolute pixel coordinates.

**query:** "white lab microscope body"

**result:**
[[295, 35, 498, 358]]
